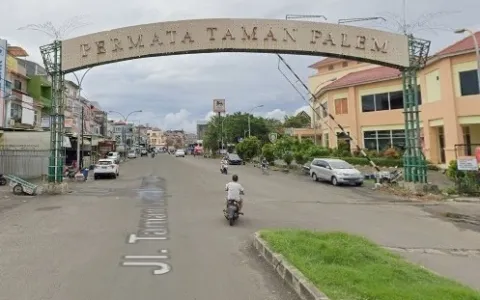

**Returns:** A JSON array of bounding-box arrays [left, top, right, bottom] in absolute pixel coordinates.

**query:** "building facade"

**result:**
[[147, 128, 165, 149], [309, 32, 480, 165], [196, 120, 208, 140], [3, 47, 43, 130]]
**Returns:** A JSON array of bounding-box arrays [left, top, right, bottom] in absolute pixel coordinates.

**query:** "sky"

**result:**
[[2, 0, 479, 133]]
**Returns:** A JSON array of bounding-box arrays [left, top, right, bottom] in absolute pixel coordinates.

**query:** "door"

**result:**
[[317, 160, 331, 180], [438, 126, 446, 163]]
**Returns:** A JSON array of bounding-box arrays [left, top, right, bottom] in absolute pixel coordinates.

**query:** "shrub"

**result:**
[[283, 152, 293, 166], [293, 151, 308, 166], [261, 143, 276, 164], [305, 146, 330, 160], [383, 147, 400, 159], [341, 156, 403, 168]]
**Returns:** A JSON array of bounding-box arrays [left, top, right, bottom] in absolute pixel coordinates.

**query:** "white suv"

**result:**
[[309, 158, 363, 186], [94, 159, 120, 179], [106, 152, 120, 164]]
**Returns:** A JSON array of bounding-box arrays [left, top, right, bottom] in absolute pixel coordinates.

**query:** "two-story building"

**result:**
[[147, 128, 165, 149], [3, 46, 43, 130], [309, 32, 480, 164]]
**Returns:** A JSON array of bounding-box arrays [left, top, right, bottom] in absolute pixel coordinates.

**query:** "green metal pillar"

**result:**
[[40, 41, 65, 183], [402, 35, 430, 183]]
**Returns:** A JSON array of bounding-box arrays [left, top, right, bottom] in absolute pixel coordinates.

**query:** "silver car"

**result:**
[[309, 158, 363, 186]]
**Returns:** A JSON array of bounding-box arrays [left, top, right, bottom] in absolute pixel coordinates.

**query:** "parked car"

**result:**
[[302, 160, 313, 175], [226, 153, 242, 165], [94, 159, 120, 179], [106, 151, 120, 164], [175, 149, 185, 157], [127, 151, 137, 159], [140, 149, 148, 157], [309, 158, 363, 186]]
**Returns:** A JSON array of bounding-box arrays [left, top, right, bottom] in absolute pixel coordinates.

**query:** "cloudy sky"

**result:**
[[2, 0, 478, 132]]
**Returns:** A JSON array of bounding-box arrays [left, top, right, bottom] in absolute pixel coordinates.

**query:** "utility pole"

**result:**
[[80, 105, 84, 169]]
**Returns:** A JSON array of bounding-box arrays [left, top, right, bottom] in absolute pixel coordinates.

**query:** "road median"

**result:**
[[254, 230, 480, 300]]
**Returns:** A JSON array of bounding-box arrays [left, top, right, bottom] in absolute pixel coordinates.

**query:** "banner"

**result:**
[[6, 55, 17, 73]]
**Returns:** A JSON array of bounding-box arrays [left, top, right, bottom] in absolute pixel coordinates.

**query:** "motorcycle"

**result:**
[[220, 162, 228, 174], [224, 191, 244, 226], [151, 152, 156, 158], [0, 174, 7, 186], [224, 199, 244, 226]]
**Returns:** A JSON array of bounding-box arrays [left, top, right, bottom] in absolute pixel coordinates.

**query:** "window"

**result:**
[[14, 80, 22, 91], [342, 62, 348, 67], [328, 65, 334, 70], [323, 133, 329, 147], [363, 129, 406, 152], [459, 70, 479, 96], [334, 98, 348, 115], [361, 89, 420, 112], [361, 95, 375, 112], [321, 102, 328, 118], [375, 93, 389, 111], [391, 130, 406, 150], [389, 91, 403, 109], [377, 130, 391, 151], [10, 103, 22, 122]]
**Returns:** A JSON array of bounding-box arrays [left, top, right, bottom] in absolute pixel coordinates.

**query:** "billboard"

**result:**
[[212, 98, 225, 113]]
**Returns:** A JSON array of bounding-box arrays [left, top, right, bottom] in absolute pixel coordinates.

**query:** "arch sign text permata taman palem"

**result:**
[[60, 18, 410, 72]]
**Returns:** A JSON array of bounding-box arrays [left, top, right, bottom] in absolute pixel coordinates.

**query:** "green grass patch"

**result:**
[[260, 230, 480, 300]]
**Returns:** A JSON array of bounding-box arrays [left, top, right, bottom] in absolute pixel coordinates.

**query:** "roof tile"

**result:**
[[322, 66, 401, 91], [308, 57, 343, 69], [435, 31, 480, 56], [7, 46, 29, 57]]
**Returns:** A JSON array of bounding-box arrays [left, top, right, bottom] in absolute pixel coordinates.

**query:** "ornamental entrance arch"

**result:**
[[39, 18, 430, 184]]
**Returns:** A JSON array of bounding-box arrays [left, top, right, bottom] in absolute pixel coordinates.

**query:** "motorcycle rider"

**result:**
[[225, 174, 244, 213], [220, 156, 228, 169], [261, 157, 268, 170]]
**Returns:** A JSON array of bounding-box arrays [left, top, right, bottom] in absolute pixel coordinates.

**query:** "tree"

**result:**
[[273, 136, 295, 160], [203, 112, 271, 146], [283, 113, 311, 128], [235, 136, 260, 161]]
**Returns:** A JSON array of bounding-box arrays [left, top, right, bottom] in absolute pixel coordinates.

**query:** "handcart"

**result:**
[[3, 175, 40, 195]]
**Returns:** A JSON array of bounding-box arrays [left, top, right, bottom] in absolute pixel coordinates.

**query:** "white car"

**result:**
[[127, 151, 137, 159], [309, 158, 363, 186], [94, 159, 120, 179], [106, 151, 120, 164], [175, 149, 185, 157]]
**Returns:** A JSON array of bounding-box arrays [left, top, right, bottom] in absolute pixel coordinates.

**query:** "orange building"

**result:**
[[308, 32, 480, 165]]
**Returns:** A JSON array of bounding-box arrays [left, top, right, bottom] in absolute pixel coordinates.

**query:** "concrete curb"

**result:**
[[253, 232, 330, 300]]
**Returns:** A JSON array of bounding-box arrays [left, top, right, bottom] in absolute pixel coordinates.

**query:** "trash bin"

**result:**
[[82, 168, 89, 180]]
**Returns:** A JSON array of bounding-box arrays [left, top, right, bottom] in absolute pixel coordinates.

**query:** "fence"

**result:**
[[0, 149, 50, 179], [453, 144, 480, 196]]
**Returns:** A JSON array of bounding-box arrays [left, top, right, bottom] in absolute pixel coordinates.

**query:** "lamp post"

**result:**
[[221, 114, 229, 151], [108, 110, 142, 155], [310, 78, 337, 144], [454, 28, 480, 94], [248, 105, 264, 137], [71, 67, 93, 171]]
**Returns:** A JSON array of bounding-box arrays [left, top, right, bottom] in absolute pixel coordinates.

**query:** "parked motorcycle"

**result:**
[[220, 163, 228, 175], [0, 174, 7, 186]]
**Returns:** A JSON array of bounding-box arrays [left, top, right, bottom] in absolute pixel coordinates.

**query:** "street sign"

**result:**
[[212, 99, 225, 113], [268, 132, 278, 143]]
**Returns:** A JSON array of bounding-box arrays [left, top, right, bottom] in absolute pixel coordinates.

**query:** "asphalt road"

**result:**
[[1, 154, 480, 300]]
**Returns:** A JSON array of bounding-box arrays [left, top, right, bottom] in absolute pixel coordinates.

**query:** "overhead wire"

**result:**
[[276, 54, 381, 172]]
